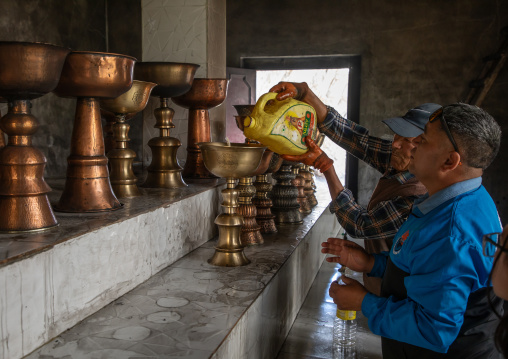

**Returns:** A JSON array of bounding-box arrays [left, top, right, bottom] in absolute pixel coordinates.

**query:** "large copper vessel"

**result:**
[[0, 41, 70, 232], [100, 80, 156, 197], [134, 62, 199, 188], [53, 51, 135, 212], [199, 142, 266, 267], [172, 78, 229, 179]]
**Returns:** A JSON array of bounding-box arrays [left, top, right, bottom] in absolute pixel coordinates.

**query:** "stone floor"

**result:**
[[276, 260, 383, 359]]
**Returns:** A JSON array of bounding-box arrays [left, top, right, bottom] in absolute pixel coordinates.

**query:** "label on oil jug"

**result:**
[[270, 106, 315, 151]]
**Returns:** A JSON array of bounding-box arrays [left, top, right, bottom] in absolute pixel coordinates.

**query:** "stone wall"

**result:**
[[226, 0, 508, 221], [0, 0, 142, 178]]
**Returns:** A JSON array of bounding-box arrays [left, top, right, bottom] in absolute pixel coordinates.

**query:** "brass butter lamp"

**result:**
[[198, 142, 266, 266], [53, 51, 136, 212], [232, 104, 275, 244], [100, 80, 156, 198], [233, 104, 283, 234], [0, 41, 70, 232], [236, 149, 274, 246], [134, 62, 199, 188], [173, 78, 229, 179]]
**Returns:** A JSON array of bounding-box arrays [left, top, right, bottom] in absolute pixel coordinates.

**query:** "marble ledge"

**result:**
[[0, 177, 224, 268], [24, 178, 341, 359]]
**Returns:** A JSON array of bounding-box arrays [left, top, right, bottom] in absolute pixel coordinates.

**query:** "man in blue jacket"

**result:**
[[324, 103, 503, 358]]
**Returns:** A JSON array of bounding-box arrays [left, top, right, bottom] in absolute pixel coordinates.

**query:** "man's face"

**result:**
[[492, 225, 508, 300], [390, 134, 416, 172], [408, 120, 453, 182]]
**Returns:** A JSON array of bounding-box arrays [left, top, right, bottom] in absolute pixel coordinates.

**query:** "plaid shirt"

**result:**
[[319, 106, 424, 241]]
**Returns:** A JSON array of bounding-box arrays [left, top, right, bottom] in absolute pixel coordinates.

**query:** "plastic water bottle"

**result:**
[[334, 309, 357, 346], [333, 309, 357, 358]]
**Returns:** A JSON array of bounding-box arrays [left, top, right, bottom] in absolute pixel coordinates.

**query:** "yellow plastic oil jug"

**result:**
[[243, 92, 318, 155]]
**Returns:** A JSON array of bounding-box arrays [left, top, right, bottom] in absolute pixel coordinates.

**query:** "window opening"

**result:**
[[256, 69, 349, 183]]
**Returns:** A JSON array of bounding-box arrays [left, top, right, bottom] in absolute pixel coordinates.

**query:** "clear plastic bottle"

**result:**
[[333, 309, 357, 358], [334, 309, 357, 346]]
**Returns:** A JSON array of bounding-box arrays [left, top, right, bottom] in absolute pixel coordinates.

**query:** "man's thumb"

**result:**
[[340, 275, 355, 285]]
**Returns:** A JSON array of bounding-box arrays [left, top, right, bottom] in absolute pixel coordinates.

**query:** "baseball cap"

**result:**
[[382, 103, 442, 137]]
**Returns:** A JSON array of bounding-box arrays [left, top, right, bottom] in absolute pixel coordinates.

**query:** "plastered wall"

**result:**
[[226, 0, 508, 221]]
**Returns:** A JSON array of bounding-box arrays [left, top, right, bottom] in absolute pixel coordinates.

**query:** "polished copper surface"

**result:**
[[294, 164, 312, 215], [101, 80, 156, 198], [237, 176, 263, 246], [173, 78, 229, 179], [134, 62, 199, 188], [302, 165, 318, 208], [0, 41, 69, 232], [233, 104, 255, 117], [54, 51, 135, 212], [308, 166, 319, 207], [53, 51, 136, 98], [0, 41, 70, 100], [0, 109, 4, 148], [237, 142, 273, 243], [267, 152, 283, 174], [134, 62, 199, 98], [253, 152, 281, 234], [199, 142, 266, 266]]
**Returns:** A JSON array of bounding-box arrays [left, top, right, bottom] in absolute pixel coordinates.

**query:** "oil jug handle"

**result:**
[[256, 92, 278, 115]]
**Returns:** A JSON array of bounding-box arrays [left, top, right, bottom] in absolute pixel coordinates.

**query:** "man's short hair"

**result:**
[[443, 103, 501, 170]]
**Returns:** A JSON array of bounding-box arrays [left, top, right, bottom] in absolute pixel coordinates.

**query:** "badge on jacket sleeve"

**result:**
[[393, 230, 410, 254]]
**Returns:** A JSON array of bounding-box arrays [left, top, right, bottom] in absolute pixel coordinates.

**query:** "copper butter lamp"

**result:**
[[173, 78, 229, 179], [134, 62, 199, 188], [0, 41, 70, 232], [198, 142, 266, 266], [53, 51, 136, 212], [100, 80, 156, 198]]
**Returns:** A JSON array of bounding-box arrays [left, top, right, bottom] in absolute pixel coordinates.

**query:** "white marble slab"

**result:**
[[0, 180, 223, 359], [23, 178, 341, 359]]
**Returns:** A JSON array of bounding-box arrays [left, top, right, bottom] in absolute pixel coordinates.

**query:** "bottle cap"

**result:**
[[244, 116, 253, 128]]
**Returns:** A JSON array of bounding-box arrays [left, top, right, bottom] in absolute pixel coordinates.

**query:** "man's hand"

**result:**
[[269, 82, 308, 101], [269, 82, 328, 123], [329, 276, 368, 311], [321, 237, 375, 273], [281, 136, 334, 173]]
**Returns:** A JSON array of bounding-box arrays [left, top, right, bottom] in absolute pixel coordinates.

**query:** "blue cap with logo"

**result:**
[[382, 103, 442, 137]]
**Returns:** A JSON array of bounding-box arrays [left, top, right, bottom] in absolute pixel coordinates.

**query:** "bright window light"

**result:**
[[256, 69, 349, 183]]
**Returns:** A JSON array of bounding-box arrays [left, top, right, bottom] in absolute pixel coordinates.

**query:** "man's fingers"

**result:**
[[304, 136, 318, 150], [281, 154, 304, 162], [340, 276, 356, 285], [326, 256, 342, 263]]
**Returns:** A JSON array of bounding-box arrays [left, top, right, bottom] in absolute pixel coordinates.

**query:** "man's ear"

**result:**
[[442, 151, 462, 172]]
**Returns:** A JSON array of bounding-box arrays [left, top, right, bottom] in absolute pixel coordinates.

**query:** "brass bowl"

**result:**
[[252, 149, 274, 176], [100, 80, 156, 114], [172, 78, 228, 109], [53, 51, 136, 98], [267, 152, 283, 173], [0, 41, 70, 100], [233, 104, 255, 117], [198, 142, 266, 179], [134, 62, 199, 98]]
